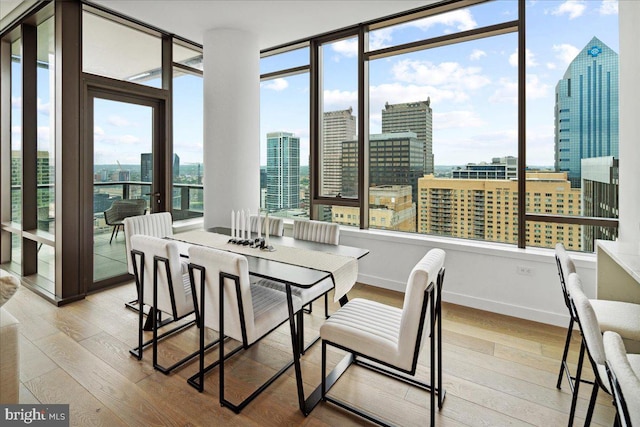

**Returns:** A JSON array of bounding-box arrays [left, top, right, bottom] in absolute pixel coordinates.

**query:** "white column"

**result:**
[[618, 1, 640, 252], [202, 29, 260, 229]]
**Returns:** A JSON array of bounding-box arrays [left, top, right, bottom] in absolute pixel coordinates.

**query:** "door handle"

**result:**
[[154, 192, 161, 204]]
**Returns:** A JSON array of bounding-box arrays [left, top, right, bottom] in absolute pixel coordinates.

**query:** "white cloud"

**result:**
[[94, 126, 105, 137], [370, 28, 394, 51], [108, 115, 133, 127], [118, 134, 140, 144], [37, 98, 51, 116], [598, 0, 618, 15], [549, 0, 586, 20], [323, 89, 358, 110], [370, 82, 469, 111], [11, 96, 21, 108], [469, 49, 487, 61], [434, 111, 486, 130], [552, 43, 579, 68], [262, 78, 289, 91], [410, 8, 478, 32], [331, 38, 357, 58], [489, 75, 550, 105], [509, 48, 538, 67], [391, 59, 491, 92], [546, 62, 557, 70]]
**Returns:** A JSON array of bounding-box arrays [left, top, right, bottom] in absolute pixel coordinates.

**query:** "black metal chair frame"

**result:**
[[567, 296, 611, 427], [186, 264, 303, 414], [605, 361, 632, 427], [129, 249, 215, 374], [320, 268, 446, 427], [555, 254, 597, 393]]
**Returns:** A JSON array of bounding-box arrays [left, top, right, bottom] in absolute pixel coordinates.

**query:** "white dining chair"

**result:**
[[256, 219, 340, 352], [123, 212, 175, 318], [565, 272, 638, 427], [249, 214, 284, 236], [129, 235, 201, 374], [186, 245, 303, 413], [555, 244, 640, 393], [604, 331, 640, 427], [320, 248, 446, 427]]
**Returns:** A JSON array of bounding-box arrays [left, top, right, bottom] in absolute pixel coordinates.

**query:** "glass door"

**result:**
[[86, 88, 166, 291]]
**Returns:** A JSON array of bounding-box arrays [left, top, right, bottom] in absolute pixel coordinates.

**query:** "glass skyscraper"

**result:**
[[554, 36, 619, 188], [266, 131, 300, 212]]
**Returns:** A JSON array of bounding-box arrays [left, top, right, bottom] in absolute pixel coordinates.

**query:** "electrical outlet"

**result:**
[[516, 265, 532, 276]]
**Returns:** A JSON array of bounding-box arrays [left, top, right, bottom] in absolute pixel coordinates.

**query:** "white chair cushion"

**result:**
[[293, 220, 339, 245], [254, 277, 334, 306], [320, 298, 410, 370], [124, 212, 174, 274], [131, 235, 194, 319], [604, 331, 640, 426], [590, 299, 640, 341], [250, 284, 302, 339]]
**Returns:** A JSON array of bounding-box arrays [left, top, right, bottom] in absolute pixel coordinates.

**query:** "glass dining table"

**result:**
[[169, 227, 369, 415]]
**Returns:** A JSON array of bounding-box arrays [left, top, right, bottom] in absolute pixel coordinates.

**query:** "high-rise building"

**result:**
[[581, 156, 619, 251], [173, 153, 180, 180], [142, 153, 181, 182], [141, 153, 153, 182], [266, 131, 300, 212], [452, 156, 517, 180], [382, 99, 434, 174], [418, 172, 583, 250], [343, 132, 424, 205], [332, 185, 416, 232], [554, 36, 619, 188], [321, 108, 356, 197]]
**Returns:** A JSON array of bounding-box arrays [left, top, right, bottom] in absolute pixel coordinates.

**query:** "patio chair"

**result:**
[[104, 198, 147, 243]]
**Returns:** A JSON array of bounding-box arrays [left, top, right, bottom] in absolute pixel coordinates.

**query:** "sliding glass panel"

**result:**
[[172, 68, 204, 220], [36, 16, 56, 287], [93, 98, 152, 282], [10, 39, 21, 227], [368, 32, 518, 241], [526, 0, 619, 251], [260, 72, 310, 219]]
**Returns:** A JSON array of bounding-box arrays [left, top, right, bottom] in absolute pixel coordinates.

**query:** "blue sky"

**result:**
[[13, 0, 619, 169]]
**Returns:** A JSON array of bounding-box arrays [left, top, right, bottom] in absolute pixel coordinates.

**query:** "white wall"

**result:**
[[282, 223, 595, 327]]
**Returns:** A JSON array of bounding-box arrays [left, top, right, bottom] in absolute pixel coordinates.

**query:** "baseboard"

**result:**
[[357, 273, 406, 293], [357, 273, 569, 327], [442, 290, 569, 327]]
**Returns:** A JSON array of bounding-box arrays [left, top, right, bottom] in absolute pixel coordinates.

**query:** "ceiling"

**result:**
[[93, 0, 436, 50]]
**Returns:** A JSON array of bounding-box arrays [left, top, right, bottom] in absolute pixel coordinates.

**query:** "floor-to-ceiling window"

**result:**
[[172, 42, 204, 221], [525, 0, 619, 252], [260, 45, 310, 219], [255, 0, 619, 252]]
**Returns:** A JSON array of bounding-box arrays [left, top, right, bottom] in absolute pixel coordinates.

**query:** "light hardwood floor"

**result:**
[[4, 279, 616, 426]]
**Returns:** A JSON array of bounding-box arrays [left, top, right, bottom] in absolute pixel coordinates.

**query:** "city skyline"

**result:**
[[260, 0, 619, 167]]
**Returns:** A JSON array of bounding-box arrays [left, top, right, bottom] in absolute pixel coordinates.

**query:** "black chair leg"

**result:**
[[557, 317, 575, 389], [568, 341, 586, 427], [584, 381, 599, 427], [109, 225, 118, 244]]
